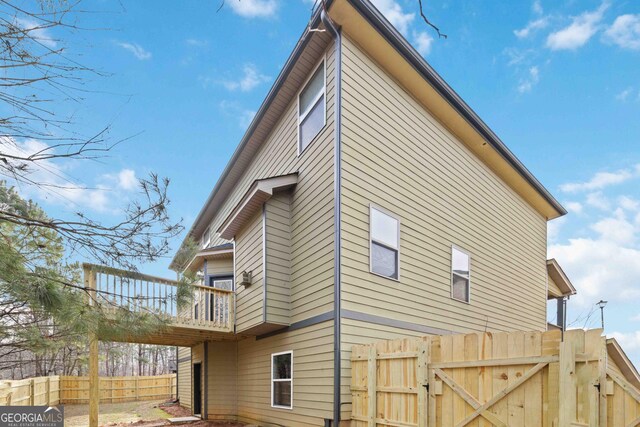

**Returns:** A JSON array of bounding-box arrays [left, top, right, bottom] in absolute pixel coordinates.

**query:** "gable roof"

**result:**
[[171, 0, 566, 270], [547, 258, 577, 299]]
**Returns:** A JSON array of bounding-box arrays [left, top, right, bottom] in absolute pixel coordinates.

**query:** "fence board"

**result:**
[[351, 329, 640, 427], [0, 374, 176, 406]]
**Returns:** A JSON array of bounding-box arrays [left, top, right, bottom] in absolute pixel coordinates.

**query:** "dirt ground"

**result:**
[[63, 400, 245, 427]]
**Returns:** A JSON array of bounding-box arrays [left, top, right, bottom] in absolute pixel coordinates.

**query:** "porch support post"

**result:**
[[85, 266, 99, 427]]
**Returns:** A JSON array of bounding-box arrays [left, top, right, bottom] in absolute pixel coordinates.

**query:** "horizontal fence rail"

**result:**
[[83, 264, 234, 332], [350, 329, 640, 427], [0, 374, 176, 406]]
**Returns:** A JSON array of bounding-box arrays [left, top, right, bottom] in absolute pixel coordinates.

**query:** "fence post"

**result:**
[[598, 337, 608, 426], [46, 377, 50, 406], [135, 376, 139, 401], [29, 379, 34, 406], [558, 337, 576, 426], [367, 345, 376, 427], [417, 340, 428, 427]]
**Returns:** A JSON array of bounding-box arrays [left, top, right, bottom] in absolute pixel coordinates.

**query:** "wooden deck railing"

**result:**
[[82, 263, 234, 332]]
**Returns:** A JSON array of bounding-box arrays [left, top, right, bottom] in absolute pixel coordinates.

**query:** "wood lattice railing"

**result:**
[[82, 263, 234, 333]]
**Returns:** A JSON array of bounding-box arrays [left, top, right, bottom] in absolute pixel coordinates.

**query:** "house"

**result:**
[[109, 0, 592, 424]]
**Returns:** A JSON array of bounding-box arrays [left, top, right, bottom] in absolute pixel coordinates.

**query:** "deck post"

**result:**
[[85, 266, 99, 427]]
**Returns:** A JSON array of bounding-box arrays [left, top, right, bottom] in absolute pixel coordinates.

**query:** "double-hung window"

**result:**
[[298, 61, 326, 154], [271, 351, 293, 409], [201, 226, 211, 249], [451, 246, 471, 303], [370, 206, 400, 280]]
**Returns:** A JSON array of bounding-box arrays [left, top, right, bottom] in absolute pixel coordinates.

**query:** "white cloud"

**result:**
[[616, 87, 635, 102], [370, 0, 415, 36], [619, 196, 640, 212], [220, 64, 270, 92], [586, 192, 611, 211], [565, 201, 583, 214], [219, 100, 256, 129], [1, 137, 138, 213], [227, 0, 277, 18], [413, 31, 434, 56], [186, 38, 208, 47], [514, 17, 549, 39], [631, 314, 640, 322], [518, 66, 540, 93], [549, 238, 640, 307], [116, 42, 152, 60], [14, 18, 57, 48], [604, 14, 640, 51], [547, 216, 566, 243], [546, 2, 609, 50], [116, 169, 137, 191], [560, 165, 640, 193], [532, 0, 543, 16], [591, 210, 637, 246], [610, 331, 640, 351]]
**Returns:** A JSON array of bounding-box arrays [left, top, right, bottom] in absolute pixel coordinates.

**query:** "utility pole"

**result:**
[[597, 300, 608, 330]]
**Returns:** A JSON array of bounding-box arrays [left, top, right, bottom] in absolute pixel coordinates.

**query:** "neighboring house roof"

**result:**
[[607, 337, 640, 389], [547, 258, 577, 299], [170, 0, 566, 270]]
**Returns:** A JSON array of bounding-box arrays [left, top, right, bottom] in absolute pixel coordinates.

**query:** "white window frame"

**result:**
[[369, 204, 401, 281], [201, 226, 211, 248], [297, 56, 327, 156], [451, 245, 471, 304], [271, 350, 293, 410]]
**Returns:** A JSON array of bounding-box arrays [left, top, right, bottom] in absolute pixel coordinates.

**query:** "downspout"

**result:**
[[321, 9, 342, 426]]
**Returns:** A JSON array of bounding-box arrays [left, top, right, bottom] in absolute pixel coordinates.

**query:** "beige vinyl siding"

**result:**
[[200, 42, 336, 327], [206, 341, 237, 419], [192, 343, 204, 414], [206, 258, 233, 276], [340, 35, 548, 332], [548, 275, 562, 298], [235, 211, 264, 333], [236, 320, 334, 426], [265, 191, 292, 325], [177, 347, 191, 409]]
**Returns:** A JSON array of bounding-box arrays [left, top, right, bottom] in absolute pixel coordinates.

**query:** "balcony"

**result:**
[[82, 263, 235, 346]]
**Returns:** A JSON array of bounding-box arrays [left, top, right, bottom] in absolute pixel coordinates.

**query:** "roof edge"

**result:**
[[169, 6, 330, 270], [345, 0, 566, 218]]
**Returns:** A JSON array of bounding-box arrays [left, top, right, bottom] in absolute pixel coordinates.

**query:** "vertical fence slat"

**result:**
[[367, 345, 376, 426]]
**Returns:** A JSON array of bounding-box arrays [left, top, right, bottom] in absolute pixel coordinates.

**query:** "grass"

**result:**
[[63, 400, 171, 427]]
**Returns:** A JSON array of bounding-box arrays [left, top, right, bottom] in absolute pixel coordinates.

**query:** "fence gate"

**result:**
[[351, 329, 640, 427]]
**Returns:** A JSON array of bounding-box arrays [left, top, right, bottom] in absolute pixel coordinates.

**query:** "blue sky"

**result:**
[[8, 0, 640, 363]]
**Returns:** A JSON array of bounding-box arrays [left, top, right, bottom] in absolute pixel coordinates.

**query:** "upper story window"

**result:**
[[201, 226, 211, 248], [451, 246, 471, 303], [271, 351, 293, 409], [370, 206, 400, 280], [298, 61, 326, 154]]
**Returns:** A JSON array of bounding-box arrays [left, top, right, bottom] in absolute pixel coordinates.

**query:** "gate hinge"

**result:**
[[423, 382, 429, 392]]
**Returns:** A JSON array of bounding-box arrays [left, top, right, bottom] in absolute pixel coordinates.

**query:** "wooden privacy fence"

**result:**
[[350, 329, 640, 427], [0, 374, 176, 406], [0, 376, 60, 406]]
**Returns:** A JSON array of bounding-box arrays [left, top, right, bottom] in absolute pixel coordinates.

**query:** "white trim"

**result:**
[[369, 204, 401, 281], [297, 54, 327, 156], [270, 350, 293, 410], [450, 245, 471, 304], [201, 226, 211, 249]]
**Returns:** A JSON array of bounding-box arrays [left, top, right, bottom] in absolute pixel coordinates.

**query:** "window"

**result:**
[[201, 227, 210, 248], [298, 61, 326, 154], [451, 246, 471, 303], [370, 206, 400, 280], [271, 351, 293, 409]]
